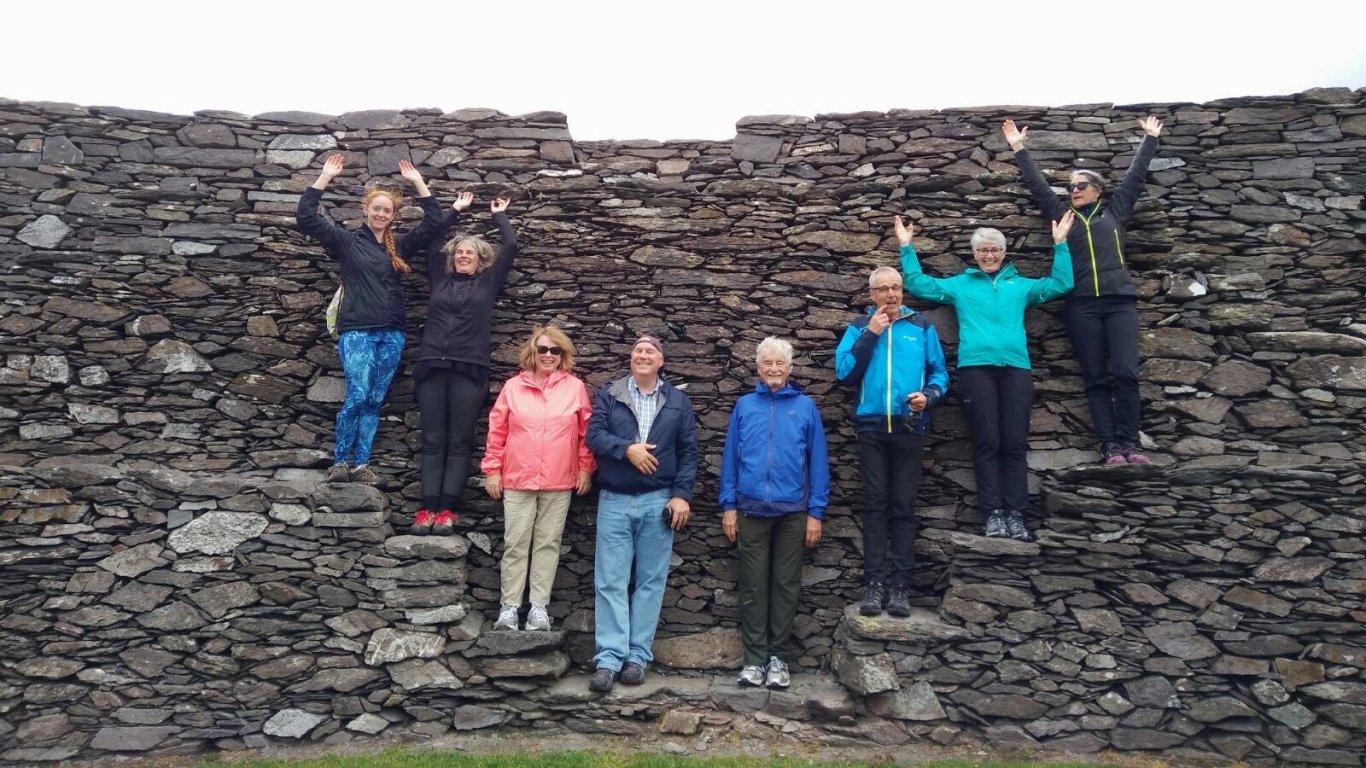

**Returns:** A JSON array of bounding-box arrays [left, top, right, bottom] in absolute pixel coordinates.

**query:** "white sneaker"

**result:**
[[765, 656, 790, 689], [737, 665, 766, 687], [493, 604, 519, 631], [525, 603, 552, 631]]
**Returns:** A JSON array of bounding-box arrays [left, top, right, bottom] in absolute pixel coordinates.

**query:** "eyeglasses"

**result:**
[[870, 284, 902, 293], [1066, 182, 1093, 192], [974, 247, 1004, 256], [536, 345, 563, 356]]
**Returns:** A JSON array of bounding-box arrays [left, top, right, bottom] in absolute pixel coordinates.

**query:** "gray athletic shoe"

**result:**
[[984, 509, 1010, 538], [737, 665, 765, 687], [765, 656, 790, 689], [1005, 509, 1034, 542], [349, 463, 380, 485], [525, 604, 552, 631]]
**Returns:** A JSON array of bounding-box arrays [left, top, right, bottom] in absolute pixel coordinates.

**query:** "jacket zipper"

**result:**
[[884, 320, 893, 433], [1113, 229, 1125, 268], [1073, 205, 1101, 296]]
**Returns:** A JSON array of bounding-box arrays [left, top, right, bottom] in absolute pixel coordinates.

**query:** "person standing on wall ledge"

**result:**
[[720, 336, 829, 690], [585, 335, 698, 694], [409, 192, 518, 537], [898, 211, 1075, 543], [1002, 116, 1163, 466], [835, 267, 949, 619], [296, 155, 449, 486]]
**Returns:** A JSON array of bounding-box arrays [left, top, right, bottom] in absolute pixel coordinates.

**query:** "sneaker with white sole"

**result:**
[[493, 604, 519, 631], [737, 665, 766, 687], [765, 656, 790, 689], [525, 603, 552, 631]]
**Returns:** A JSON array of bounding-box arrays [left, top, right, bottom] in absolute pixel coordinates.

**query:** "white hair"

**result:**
[[970, 228, 1007, 252], [867, 266, 902, 290], [754, 336, 794, 366]]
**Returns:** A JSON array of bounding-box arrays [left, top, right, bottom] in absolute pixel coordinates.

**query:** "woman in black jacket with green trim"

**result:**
[[1002, 116, 1163, 465]]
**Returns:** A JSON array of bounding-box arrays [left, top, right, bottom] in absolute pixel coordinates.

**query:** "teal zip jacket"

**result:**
[[900, 243, 1073, 370]]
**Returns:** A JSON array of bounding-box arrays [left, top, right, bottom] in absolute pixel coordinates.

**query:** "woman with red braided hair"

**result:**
[[296, 154, 449, 485]]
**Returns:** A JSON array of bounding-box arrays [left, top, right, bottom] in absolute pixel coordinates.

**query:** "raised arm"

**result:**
[[1026, 211, 1077, 304], [295, 154, 348, 252], [1002, 119, 1069, 222], [1106, 117, 1163, 222], [488, 196, 519, 286], [897, 216, 955, 305], [395, 161, 448, 256]]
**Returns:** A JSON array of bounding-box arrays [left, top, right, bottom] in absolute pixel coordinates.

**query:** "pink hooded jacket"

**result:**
[[481, 369, 596, 491]]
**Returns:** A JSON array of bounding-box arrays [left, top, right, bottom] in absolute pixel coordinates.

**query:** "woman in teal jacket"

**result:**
[[897, 212, 1074, 541], [720, 336, 829, 690]]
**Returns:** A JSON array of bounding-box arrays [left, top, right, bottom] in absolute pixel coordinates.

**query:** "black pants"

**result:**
[[415, 369, 486, 511], [959, 366, 1034, 515], [1065, 296, 1141, 448], [856, 430, 923, 589]]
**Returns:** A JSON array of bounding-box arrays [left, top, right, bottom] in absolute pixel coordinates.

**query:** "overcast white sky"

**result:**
[[6, 1, 1364, 140]]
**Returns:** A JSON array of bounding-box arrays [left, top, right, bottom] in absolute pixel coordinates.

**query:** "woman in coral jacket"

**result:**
[[481, 325, 595, 633]]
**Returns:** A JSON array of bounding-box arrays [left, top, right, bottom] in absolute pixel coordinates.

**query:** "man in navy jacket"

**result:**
[[584, 335, 698, 692]]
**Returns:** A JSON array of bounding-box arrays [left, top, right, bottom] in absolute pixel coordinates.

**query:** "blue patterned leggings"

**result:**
[[334, 329, 406, 466]]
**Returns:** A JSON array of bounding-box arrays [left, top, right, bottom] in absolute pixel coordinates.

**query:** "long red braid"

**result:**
[[362, 188, 412, 274]]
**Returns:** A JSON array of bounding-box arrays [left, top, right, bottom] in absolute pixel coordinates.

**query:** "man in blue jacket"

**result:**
[[720, 336, 829, 689], [585, 335, 698, 693], [834, 267, 949, 618]]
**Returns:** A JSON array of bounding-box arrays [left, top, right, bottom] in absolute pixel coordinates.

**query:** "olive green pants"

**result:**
[[737, 512, 807, 667]]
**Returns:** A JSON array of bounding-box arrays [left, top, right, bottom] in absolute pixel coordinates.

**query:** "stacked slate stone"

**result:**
[[1, 87, 1365, 762], [831, 463, 1365, 763]]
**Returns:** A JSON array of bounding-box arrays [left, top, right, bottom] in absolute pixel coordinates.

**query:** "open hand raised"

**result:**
[[893, 215, 915, 247], [1002, 119, 1028, 151], [452, 191, 475, 212], [319, 154, 345, 182], [1139, 116, 1163, 138], [398, 160, 424, 185], [1052, 210, 1076, 244]]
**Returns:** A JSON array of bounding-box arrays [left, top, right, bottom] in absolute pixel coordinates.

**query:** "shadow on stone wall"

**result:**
[[0, 89, 1364, 763]]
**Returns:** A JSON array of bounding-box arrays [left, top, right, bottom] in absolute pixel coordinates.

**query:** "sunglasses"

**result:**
[[1066, 181, 1093, 192], [536, 345, 563, 356]]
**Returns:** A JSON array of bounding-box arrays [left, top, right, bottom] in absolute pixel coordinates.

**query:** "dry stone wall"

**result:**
[[1, 89, 1364, 763]]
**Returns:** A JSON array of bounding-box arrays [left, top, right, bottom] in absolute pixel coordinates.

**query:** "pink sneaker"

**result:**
[[1123, 447, 1151, 465], [1102, 444, 1128, 466]]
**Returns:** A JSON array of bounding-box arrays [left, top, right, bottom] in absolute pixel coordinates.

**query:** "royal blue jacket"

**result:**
[[586, 376, 698, 501], [834, 308, 949, 435], [719, 382, 830, 520]]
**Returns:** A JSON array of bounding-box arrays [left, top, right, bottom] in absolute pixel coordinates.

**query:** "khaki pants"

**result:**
[[500, 489, 572, 607]]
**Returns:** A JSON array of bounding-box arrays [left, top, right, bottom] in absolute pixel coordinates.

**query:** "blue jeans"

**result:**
[[335, 329, 405, 466], [593, 488, 674, 671]]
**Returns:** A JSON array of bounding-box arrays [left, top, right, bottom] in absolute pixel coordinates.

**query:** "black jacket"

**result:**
[[416, 212, 517, 368], [296, 187, 446, 332], [1013, 134, 1158, 298]]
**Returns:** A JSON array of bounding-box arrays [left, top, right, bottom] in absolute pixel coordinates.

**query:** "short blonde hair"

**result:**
[[517, 325, 576, 373]]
